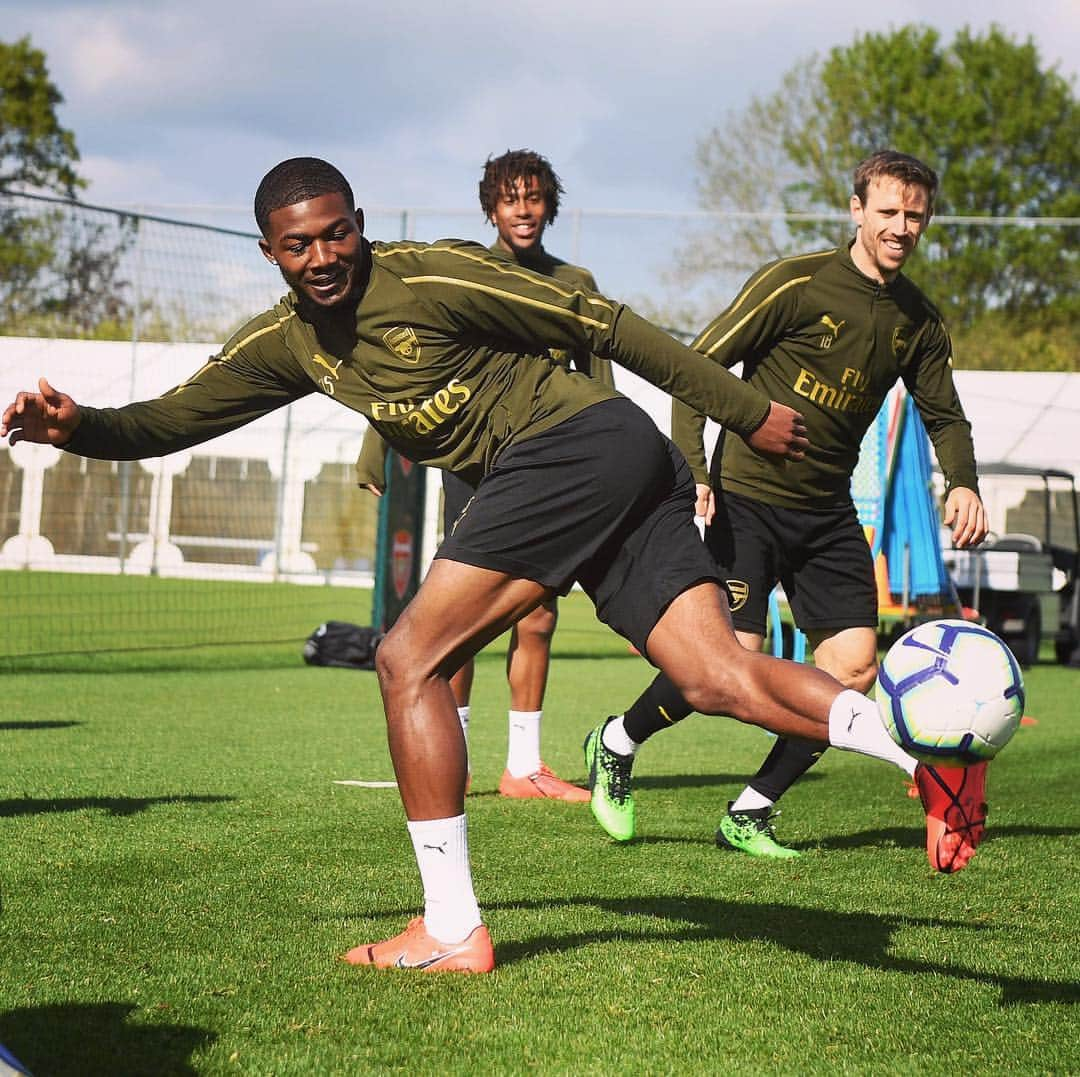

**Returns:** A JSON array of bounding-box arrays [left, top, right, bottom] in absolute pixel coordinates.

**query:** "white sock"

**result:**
[[506, 710, 542, 776], [731, 787, 773, 812], [406, 814, 482, 943], [827, 689, 917, 772], [601, 715, 641, 757], [457, 706, 471, 774]]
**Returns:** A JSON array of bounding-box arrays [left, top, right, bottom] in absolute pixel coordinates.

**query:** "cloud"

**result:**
[[1, 0, 1074, 218]]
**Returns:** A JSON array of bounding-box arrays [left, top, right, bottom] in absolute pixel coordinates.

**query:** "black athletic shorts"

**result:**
[[704, 489, 877, 636], [436, 398, 721, 656], [441, 471, 475, 536]]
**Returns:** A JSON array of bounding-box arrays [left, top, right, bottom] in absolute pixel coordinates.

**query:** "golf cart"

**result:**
[[942, 464, 1080, 667]]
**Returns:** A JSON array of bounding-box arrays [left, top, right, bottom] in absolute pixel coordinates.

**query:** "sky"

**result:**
[[4, 0, 1077, 223]]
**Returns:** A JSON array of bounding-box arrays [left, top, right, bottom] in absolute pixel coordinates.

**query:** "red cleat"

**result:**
[[343, 917, 495, 973], [914, 761, 988, 873], [498, 763, 590, 801]]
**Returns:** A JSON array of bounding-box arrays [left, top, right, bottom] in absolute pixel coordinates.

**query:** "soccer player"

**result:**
[[3, 157, 955, 975], [585, 150, 990, 874], [355, 150, 613, 802]]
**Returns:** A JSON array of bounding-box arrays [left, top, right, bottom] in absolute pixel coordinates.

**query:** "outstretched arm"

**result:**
[[2, 378, 81, 447]]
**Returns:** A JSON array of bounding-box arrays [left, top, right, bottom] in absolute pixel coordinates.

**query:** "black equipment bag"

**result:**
[[302, 621, 384, 670]]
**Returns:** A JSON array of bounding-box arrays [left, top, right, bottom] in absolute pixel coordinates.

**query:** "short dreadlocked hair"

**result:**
[[254, 157, 355, 237], [853, 150, 939, 215], [478, 149, 564, 225]]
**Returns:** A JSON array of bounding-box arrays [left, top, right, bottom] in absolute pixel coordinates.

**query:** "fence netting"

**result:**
[[1, 191, 1074, 661]]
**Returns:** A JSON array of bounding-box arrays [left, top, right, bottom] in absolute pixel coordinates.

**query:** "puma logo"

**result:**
[[422, 842, 448, 855], [819, 315, 846, 340], [311, 352, 344, 380]]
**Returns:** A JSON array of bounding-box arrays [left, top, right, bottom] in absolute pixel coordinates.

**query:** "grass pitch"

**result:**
[[1, 591, 1078, 1075]]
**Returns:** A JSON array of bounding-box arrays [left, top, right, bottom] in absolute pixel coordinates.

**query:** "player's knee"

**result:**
[[518, 603, 557, 643], [832, 658, 878, 694], [677, 664, 749, 717], [374, 628, 411, 691]]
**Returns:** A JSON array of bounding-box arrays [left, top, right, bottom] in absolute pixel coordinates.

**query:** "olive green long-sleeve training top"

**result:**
[[671, 244, 978, 509], [68, 238, 770, 489], [353, 239, 614, 487]]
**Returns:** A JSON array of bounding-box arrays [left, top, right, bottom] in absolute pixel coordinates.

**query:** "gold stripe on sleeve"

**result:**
[[694, 249, 834, 353], [380, 242, 616, 315], [166, 312, 295, 396], [698, 275, 811, 357], [401, 275, 612, 330]]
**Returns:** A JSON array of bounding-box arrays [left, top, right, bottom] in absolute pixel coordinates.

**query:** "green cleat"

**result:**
[[716, 801, 800, 859], [583, 718, 636, 842]]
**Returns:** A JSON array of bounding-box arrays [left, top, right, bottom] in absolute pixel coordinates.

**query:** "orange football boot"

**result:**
[[915, 761, 988, 873], [498, 763, 590, 801], [343, 918, 495, 973]]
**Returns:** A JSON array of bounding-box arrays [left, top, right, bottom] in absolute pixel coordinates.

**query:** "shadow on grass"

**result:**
[[489, 894, 1080, 1007], [0, 720, 82, 731], [813, 821, 1080, 853], [0, 794, 234, 819], [457, 770, 818, 800], [634, 819, 1079, 855], [632, 770, 825, 792], [0, 1002, 214, 1077]]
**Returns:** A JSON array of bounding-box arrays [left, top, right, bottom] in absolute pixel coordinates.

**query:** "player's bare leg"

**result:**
[[507, 600, 556, 712], [450, 659, 474, 708], [344, 558, 552, 973], [647, 584, 851, 738], [501, 600, 589, 801], [449, 659, 474, 791]]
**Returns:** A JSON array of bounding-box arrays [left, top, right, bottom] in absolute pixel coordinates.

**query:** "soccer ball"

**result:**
[[876, 619, 1025, 766]]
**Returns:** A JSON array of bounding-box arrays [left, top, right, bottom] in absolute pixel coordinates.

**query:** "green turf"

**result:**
[[1, 571, 371, 665], [1, 591, 1077, 1075]]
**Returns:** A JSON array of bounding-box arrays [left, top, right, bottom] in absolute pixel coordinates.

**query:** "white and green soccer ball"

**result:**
[[876, 619, 1025, 767]]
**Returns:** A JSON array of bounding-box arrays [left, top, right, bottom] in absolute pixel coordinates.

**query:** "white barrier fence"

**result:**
[[2, 337, 1077, 585]]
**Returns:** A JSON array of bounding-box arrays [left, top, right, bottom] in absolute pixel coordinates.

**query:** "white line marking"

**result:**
[[333, 779, 399, 788]]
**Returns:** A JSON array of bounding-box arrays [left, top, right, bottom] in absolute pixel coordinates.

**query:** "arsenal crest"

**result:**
[[392, 529, 414, 600], [383, 326, 421, 363], [726, 579, 750, 612]]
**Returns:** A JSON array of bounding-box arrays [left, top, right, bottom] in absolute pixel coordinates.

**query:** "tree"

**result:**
[[676, 25, 1080, 347], [0, 38, 84, 333], [0, 37, 140, 339], [0, 36, 82, 196]]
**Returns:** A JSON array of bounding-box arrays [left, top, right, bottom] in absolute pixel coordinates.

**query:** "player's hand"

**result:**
[[1, 378, 81, 447], [943, 487, 988, 549], [694, 483, 715, 526], [361, 483, 384, 498], [744, 402, 808, 461]]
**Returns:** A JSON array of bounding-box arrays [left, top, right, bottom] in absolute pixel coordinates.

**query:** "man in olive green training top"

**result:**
[[4, 156, 956, 975], [356, 149, 611, 803], [587, 150, 991, 875]]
